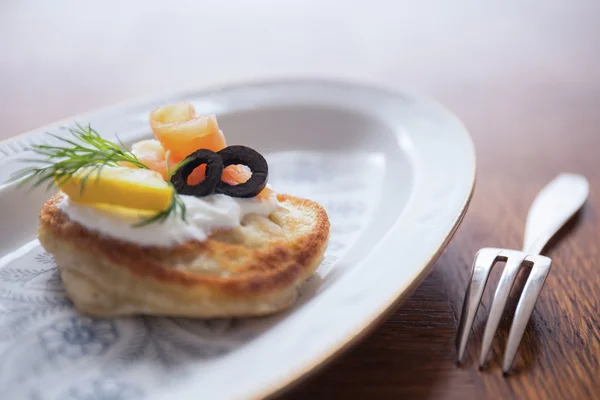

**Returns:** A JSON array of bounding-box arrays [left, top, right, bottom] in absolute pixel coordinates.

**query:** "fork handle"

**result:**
[[522, 174, 589, 255]]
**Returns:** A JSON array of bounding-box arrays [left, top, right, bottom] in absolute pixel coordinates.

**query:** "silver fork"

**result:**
[[456, 173, 589, 373]]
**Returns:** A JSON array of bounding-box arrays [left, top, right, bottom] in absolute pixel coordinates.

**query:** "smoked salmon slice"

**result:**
[[149, 103, 226, 159], [133, 103, 273, 200]]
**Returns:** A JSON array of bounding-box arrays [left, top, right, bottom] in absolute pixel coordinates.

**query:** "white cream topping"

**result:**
[[57, 192, 278, 247]]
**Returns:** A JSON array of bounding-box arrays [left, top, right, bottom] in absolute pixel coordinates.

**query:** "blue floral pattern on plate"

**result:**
[[39, 316, 118, 360]]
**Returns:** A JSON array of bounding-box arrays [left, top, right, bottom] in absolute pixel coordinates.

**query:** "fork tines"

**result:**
[[455, 248, 552, 373]]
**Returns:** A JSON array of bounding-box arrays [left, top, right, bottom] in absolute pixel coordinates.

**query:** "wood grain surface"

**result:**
[[1, 1, 599, 399]]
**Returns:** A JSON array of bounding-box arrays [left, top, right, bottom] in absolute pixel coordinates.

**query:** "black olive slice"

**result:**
[[170, 149, 224, 196], [216, 145, 268, 198]]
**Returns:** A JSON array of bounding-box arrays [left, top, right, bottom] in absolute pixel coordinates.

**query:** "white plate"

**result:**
[[0, 80, 475, 400]]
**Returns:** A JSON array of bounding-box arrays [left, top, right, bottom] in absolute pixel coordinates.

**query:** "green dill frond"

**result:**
[[9, 123, 148, 189], [9, 123, 190, 227], [134, 152, 191, 227]]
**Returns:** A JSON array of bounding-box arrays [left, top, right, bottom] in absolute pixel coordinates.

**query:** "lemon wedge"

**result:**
[[56, 166, 173, 211]]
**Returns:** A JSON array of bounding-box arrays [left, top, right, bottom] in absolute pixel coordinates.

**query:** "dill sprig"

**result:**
[[10, 124, 190, 227], [10, 124, 148, 190], [133, 150, 191, 227]]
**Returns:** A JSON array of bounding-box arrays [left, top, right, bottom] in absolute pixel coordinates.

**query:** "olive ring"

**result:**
[[216, 145, 268, 198], [170, 149, 224, 197], [170, 145, 268, 198]]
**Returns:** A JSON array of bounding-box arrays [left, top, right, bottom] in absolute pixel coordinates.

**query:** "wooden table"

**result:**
[[1, 1, 598, 399]]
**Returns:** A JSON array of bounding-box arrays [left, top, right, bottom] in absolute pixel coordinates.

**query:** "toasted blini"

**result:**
[[38, 194, 330, 318]]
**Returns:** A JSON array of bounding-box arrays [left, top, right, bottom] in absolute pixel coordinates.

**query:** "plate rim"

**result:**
[[266, 188, 474, 399], [0, 78, 476, 399]]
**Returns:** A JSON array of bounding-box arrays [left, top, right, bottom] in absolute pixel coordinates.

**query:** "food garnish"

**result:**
[[147, 103, 274, 200], [10, 124, 188, 225], [10, 103, 274, 228], [170, 149, 224, 196], [216, 146, 268, 198], [57, 166, 173, 211], [170, 146, 269, 198], [12, 124, 147, 190], [132, 152, 190, 227], [150, 103, 226, 158], [129, 139, 175, 180]]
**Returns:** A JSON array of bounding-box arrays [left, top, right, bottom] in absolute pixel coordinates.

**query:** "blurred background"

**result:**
[[2, 1, 600, 398], [1, 0, 598, 139]]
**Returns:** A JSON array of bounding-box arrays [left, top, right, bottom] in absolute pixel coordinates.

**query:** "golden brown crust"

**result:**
[[38, 193, 330, 317]]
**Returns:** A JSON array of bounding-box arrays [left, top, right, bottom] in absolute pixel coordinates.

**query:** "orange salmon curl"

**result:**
[[149, 103, 226, 159], [130, 102, 274, 200]]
